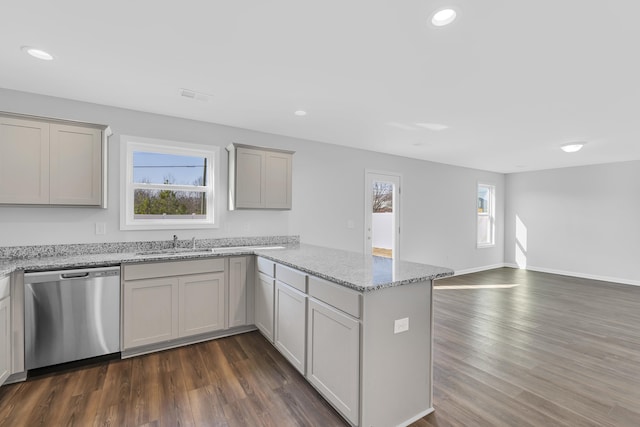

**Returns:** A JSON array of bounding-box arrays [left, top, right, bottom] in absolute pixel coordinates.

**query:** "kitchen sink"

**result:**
[[135, 248, 215, 256], [135, 245, 284, 256], [209, 245, 285, 253]]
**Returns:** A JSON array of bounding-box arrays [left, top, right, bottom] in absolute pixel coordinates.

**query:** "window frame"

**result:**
[[476, 182, 496, 248], [120, 135, 219, 230]]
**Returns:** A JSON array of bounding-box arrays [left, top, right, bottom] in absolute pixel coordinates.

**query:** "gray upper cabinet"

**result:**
[[0, 116, 50, 204], [49, 124, 103, 206], [0, 112, 108, 207], [227, 143, 294, 210]]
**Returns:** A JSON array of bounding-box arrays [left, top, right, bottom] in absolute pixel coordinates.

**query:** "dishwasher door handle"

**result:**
[[60, 272, 90, 279]]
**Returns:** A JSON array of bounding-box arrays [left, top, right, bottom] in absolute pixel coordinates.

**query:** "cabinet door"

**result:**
[[49, 124, 102, 205], [255, 272, 275, 342], [307, 298, 360, 426], [275, 281, 307, 374], [235, 147, 265, 208], [265, 151, 292, 209], [0, 117, 49, 204], [0, 297, 10, 385], [123, 277, 179, 349], [228, 257, 248, 328], [179, 272, 226, 337]]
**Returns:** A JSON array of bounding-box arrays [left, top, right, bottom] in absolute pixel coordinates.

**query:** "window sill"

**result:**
[[120, 221, 219, 231], [476, 243, 495, 249]]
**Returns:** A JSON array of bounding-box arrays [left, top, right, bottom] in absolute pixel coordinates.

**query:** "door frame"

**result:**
[[364, 169, 402, 260]]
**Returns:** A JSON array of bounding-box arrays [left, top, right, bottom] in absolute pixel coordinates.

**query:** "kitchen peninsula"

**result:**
[[0, 239, 453, 427]]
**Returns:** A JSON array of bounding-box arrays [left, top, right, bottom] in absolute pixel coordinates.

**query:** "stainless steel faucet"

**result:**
[[173, 234, 178, 249]]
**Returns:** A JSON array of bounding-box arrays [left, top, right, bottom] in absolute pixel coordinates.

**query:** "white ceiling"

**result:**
[[2, 0, 640, 173]]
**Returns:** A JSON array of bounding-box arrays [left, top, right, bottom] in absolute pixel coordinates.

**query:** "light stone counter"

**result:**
[[0, 236, 297, 275], [0, 238, 453, 292], [255, 244, 453, 292]]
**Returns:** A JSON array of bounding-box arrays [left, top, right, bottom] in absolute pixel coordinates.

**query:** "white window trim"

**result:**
[[120, 135, 220, 230], [476, 182, 496, 248]]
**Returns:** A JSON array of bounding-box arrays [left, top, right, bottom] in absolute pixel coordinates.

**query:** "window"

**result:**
[[477, 183, 495, 247], [120, 135, 219, 230]]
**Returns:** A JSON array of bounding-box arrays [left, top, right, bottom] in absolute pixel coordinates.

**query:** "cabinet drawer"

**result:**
[[308, 276, 361, 319], [257, 257, 275, 277], [124, 258, 225, 280], [0, 276, 8, 299], [275, 263, 307, 293]]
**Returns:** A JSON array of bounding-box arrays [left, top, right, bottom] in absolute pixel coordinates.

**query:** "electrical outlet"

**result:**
[[347, 220, 355, 229], [95, 222, 106, 235], [394, 317, 409, 334]]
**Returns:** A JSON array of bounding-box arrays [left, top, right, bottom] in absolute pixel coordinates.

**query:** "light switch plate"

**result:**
[[394, 317, 409, 334], [95, 222, 106, 235]]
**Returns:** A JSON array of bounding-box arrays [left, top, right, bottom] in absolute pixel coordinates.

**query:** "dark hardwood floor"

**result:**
[[1, 268, 639, 426]]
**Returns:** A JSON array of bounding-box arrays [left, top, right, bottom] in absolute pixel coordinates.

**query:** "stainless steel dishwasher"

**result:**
[[24, 266, 121, 370]]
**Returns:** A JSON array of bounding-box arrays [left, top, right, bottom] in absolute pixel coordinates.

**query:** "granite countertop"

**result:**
[[0, 241, 453, 292], [254, 244, 453, 292], [0, 247, 263, 275]]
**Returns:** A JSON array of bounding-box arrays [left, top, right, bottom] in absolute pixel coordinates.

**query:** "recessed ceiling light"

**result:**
[[294, 110, 307, 116], [561, 142, 586, 153], [179, 88, 211, 102], [21, 46, 54, 61], [415, 122, 449, 131], [431, 8, 457, 27]]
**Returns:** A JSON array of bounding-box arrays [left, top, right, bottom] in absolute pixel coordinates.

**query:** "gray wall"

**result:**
[[505, 161, 640, 285], [0, 88, 504, 272]]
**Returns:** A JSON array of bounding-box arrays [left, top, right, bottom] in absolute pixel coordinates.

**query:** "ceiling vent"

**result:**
[[179, 88, 210, 102]]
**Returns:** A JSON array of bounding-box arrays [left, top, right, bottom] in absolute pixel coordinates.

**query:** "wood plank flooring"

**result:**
[[1, 268, 639, 426], [420, 268, 640, 427]]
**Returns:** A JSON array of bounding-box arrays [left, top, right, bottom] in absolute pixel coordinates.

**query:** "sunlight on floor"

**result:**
[[372, 247, 392, 258], [516, 214, 528, 268]]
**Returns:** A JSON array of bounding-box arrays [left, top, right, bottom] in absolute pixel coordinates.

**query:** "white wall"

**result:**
[[505, 161, 640, 285], [0, 88, 504, 272]]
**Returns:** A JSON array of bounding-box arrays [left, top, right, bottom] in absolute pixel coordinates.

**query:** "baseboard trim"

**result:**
[[502, 263, 640, 287], [398, 407, 435, 427], [4, 371, 27, 385], [453, 263, 507, 276], [121, 325, 258, 359], [525, 265, 640, 287]]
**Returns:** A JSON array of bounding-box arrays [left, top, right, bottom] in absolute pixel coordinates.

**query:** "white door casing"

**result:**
[[364, 170, 401, 260]]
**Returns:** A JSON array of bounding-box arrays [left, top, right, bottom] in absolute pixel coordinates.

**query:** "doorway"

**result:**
[[364, 171, 401, 260]]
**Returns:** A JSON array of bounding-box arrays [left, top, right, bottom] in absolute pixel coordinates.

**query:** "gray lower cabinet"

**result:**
[[256, 257, 361, 426], [274, 281, 307, 374], [122, 259, 226, 351], [228, 256, 248, 328], [178, 272, 225, 337], [255, 272, 275, 341], [307, 297, 360, 426], [307, 274, 361, 427], [123, 276, 179, 348], [0, 275, 10, 385]]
